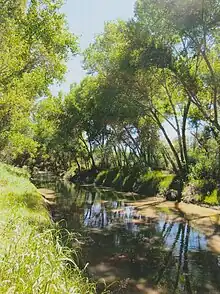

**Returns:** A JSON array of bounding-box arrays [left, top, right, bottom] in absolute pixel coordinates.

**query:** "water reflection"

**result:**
[[33, 177, 220, 294]]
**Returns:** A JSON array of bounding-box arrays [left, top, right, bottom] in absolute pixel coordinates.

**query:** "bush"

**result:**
[[201, 189, 220, 205], [112, 172, 125, 191], [102, 169, 118, 187], [95, 170, 108, 186], [64, 165, 77, 180], [189, 154, 217, 181], [182, 178, 219, 205], [122, 175, 136, 192], [159, 174, 175, 194], [134, 171, 174, 197]]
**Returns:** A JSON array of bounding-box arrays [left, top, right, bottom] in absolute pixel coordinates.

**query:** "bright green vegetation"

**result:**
[[32, 0, 220, 204], [0, 1, 219, 292], [0, 163, 95, 293], [0, 0, 77, 163], [1, 0, 220, 207], [183, 179, 220, 205], [94, 169, 175, 197], [201, 189, 219, 205]]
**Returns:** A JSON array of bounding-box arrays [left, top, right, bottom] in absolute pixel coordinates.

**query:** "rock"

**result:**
[[165, 189, 178, 201]]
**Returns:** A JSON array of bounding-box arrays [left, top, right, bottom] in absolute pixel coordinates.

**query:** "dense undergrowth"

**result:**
[[0, 163, 95, 294]]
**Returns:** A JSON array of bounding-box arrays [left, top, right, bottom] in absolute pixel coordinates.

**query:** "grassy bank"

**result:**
[[68, 167, 220, 206], [68, 168, 176, 198], [0, 163, 95, 293]]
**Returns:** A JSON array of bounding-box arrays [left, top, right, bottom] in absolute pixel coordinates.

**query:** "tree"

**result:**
[[0, 0, 78, 162], [83, 0, 220, 178]]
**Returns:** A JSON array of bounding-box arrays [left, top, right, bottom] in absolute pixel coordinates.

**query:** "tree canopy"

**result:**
[[1, 0, 220, 202]]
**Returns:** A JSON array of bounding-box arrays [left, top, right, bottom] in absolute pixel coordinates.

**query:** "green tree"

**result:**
[[0, 0, 78, 162]]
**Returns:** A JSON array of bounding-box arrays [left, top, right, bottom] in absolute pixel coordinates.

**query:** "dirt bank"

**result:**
[[127, 197, 220, 254]]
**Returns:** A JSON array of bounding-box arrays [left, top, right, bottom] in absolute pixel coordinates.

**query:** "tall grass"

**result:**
[[0, 163, 96, 293]]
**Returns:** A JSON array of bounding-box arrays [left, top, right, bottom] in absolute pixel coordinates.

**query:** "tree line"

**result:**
[[1, 0, 220, 201]]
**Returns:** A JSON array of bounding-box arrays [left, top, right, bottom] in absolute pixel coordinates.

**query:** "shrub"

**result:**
[[189, 155, 217, 181], [102, 169, 118, 187], [198, 189, 220, 205], [64, 165, 77, 180], [182, 178, 219, 205], [112, 172, 125, 191], [95, 170, 108, 186], [134, 171, 174, 197], [159, 174, 175, 194], [122, 175, 136, 192]]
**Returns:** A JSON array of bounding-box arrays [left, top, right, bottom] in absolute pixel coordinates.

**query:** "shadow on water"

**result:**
[[33, 176, 220, 294]]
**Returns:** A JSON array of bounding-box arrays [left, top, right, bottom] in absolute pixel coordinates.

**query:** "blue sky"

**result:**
[[52, 0, 136, 94], [53, 0, 176, 139]]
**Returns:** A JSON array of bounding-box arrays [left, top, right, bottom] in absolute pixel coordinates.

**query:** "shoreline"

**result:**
[[126, 196, 220, 254], [72, 182, 220, 254]]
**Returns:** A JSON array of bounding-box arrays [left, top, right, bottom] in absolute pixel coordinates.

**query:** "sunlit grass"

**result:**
[[198, 189, 219, 206], [0, 163, 96, 293]]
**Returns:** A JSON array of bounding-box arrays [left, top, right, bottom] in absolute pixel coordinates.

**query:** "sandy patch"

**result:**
[[127, 197, 220, 254]]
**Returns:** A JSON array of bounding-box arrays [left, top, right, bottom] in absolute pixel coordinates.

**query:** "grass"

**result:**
[[183, 179, 220, 205], [134, 171, 175, 196], [0, 163, 96, 294], [156, 206, 172, 214], [198, 189, 220, 206]]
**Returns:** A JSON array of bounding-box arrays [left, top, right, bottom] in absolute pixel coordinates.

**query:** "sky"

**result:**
[[52, 0, 136, 94], [53, 0, 176, 139]]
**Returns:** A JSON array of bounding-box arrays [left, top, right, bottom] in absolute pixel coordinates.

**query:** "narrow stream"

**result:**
[[34, 176, 220, 294]]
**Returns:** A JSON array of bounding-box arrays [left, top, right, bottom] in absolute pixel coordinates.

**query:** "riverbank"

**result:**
[[125, 196, 220, 254], [33, 179, 220, 293], [0, 163, 95, 293], [67, 168, 220, 206], [67, 168, 220, 254]]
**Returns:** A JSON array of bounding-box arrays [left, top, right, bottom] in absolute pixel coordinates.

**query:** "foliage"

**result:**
[[0, 163, 95, 293], [2, 0, 220, 204], [134, 171, 175, 196], [198, 189, 220, 206], [102, 169, 119, 187], [159, 174, 176, 194], [112, 172, 125, 191], [95, 170, 108, 186], [0, 0, 78, 162], [122, 175, 137, 192]]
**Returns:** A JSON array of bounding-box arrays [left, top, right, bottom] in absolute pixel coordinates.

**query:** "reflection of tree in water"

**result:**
[[81, 213, 220, 293], [156, 221, 220, 293], [61, 187, 220, 293], [84, 191, 109, 228], [34, 179, 220, 294]]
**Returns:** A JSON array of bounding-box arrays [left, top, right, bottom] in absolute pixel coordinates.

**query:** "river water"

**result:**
[[33, 176, 220, 294]]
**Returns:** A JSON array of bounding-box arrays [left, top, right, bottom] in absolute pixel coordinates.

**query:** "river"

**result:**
[[33, 175, 220, 294]]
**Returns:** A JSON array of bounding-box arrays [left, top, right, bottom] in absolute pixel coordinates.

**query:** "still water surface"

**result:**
[[34, 176, 220, 294]]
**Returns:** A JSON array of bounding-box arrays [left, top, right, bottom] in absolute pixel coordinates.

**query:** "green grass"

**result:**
[[135, 171, 175, 196], [0, 163, 96, 294], [198, 189, 220, 205]]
